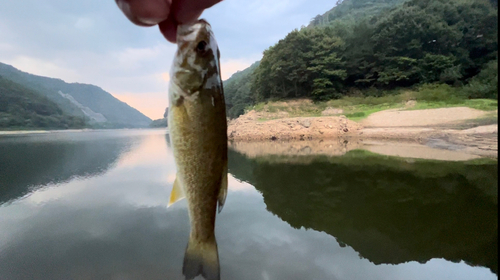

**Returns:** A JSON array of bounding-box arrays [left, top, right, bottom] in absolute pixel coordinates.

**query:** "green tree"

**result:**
[[306, 28, 347, 99], [238, 0, 498, 105]]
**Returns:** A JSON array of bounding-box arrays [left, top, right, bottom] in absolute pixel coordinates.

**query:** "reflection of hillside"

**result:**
[[229, 139, 483, 162], [229, 139, 361, 159], [0, 133, 137, 204], [228, 148, 498, 274]]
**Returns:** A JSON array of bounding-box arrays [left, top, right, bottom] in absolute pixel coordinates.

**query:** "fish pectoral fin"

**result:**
[[217, 165, 228, 213], [168, 176, 185, 207]]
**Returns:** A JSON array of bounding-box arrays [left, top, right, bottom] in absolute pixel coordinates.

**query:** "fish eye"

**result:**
[[195, 40, 208, 54]]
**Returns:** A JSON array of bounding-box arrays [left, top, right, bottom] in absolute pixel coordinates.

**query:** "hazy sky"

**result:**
[[0, 0, 335, 119]]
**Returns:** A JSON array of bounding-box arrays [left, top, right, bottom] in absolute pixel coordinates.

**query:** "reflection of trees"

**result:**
[[228, 148, 498, 274], [0, 134, 137, 204], [165, 133, 171, 148]]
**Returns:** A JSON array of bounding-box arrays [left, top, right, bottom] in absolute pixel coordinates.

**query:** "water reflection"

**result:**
[[228, 148, 498, 275], [0, 130, 497, 280], [0, 130, 145, 204]]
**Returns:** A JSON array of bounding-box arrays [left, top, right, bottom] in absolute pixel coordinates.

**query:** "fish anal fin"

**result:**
[[168, 176, 185, 207], [217, 164, 228, 213]]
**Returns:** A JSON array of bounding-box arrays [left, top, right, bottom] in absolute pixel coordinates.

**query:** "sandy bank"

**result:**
[[361, 107, 489, 127], [227, 107, 498, 158], [0, 130, 50, 135], [228, 110, 362, 141]]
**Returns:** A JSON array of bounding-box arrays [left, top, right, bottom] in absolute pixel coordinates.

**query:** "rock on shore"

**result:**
[[227, 110, 362, 141]]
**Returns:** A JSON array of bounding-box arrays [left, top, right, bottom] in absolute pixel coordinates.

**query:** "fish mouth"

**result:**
[[177, 19, 213, 43]]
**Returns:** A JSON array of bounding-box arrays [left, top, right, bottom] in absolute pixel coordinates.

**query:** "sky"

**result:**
[[0, 0, 336, 119]]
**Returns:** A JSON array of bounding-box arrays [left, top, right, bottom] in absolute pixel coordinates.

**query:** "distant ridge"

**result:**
[[0, 62, 152, 128]]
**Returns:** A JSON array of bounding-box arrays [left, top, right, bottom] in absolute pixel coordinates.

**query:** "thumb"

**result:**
[[115, 0, 172, 26]]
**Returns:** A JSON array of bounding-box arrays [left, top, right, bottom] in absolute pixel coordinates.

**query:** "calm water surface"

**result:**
[[0, 129, 497, 280]]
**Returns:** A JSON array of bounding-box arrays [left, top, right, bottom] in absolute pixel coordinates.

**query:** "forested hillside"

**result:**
[[223, 0, 498, 119], [0, 77, 86, 129], [308, 0, 407, 27], [149, 107, 169, 128], [0, 62, 152, 128], [223, 61, 260, 118]]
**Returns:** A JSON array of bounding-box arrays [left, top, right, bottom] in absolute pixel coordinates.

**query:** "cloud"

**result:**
[[114, 92, 168, 120], [112, 45, 172, 71], [0, 43, 14, 52], [4, 55, 81, 82], [220, 55, 262, 80], [0, 0, 338, 117], [161, 72, 170, 83], [74, 17, 94, 30]]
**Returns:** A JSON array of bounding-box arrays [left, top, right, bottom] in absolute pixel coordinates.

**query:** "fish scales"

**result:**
[[167, 19, 228, 280]]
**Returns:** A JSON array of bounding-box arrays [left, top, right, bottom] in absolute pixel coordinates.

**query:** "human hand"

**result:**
[[115, 0, 222, 43]]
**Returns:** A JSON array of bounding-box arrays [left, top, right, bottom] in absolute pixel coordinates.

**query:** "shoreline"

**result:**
[[228, 126, 498, 160], [229, 138, 495, 162], [1, 107, 497, 159], [227, 107, 498, 159], [0, 127, 167, 136], [0, 130, 51, 135]]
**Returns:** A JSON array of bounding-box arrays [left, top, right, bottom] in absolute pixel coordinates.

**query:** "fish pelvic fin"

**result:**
[[183, 236, 220, 280], [168, 176, 185, 207], [217, 164, 228, 213]]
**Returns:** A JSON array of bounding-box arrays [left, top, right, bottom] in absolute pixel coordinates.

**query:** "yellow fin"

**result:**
[[168, 176, 185, 207], [217, 164, 228, 213]]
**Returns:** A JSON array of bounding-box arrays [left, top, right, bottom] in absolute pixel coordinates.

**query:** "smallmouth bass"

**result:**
[[167, 19, 228, 280]]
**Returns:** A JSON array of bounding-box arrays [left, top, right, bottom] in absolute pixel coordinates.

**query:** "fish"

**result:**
[[167, 19, 228, 280]]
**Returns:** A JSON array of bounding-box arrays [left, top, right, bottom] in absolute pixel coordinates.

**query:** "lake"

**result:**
[[0, 129, 497, 280]]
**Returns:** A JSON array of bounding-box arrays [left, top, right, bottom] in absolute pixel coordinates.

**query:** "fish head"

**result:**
[[171, 19, 221, 95]]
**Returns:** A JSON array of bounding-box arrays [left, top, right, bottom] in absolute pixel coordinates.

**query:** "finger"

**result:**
[[173, 0, 223, 23], [115, 0, 172, 26], [159, 0, 220, 43], [158, 17, 177, 43]]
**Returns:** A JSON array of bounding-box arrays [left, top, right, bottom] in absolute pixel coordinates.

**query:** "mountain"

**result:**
[[223, 61, 260, 119], [0, 76, 86, 129], [223, 0, 410, 119], [0, 62, 152, 128], [223, 0, 497, 112], [149, 107, 168, 128]]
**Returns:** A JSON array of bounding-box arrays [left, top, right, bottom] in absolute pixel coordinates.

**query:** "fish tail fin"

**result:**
[[183, 236, 220, 280]]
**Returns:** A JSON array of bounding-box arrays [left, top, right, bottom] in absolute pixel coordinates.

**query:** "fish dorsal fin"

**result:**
[[217, 164, 228, 213], [168, 176, 185, 207]]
